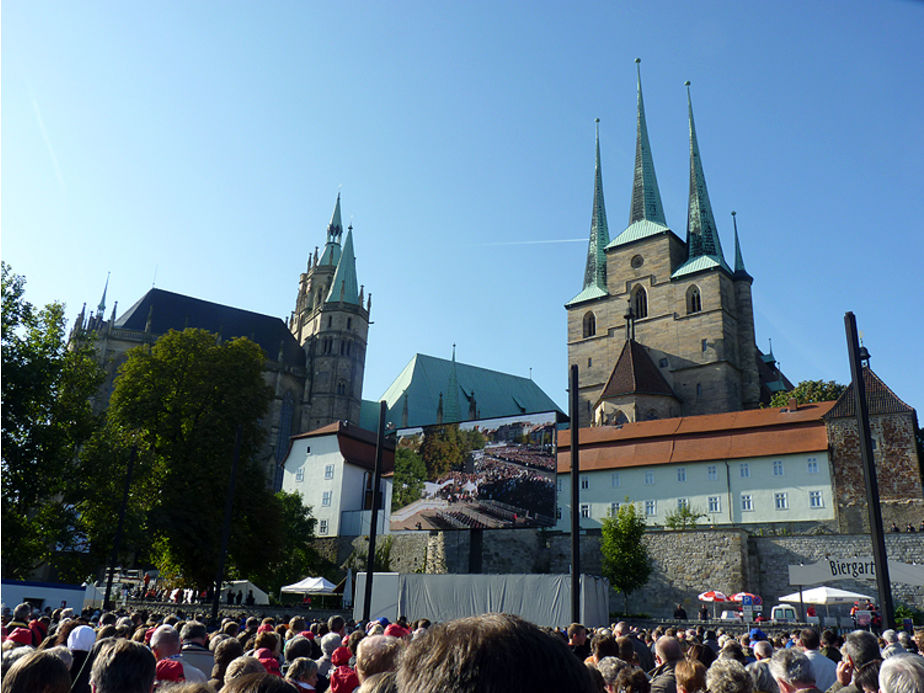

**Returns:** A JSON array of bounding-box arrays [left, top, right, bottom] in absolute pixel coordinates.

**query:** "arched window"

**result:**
[[687, 285, 702, 314], [632, 286, 648, 319], [582, 312, 596, 338]]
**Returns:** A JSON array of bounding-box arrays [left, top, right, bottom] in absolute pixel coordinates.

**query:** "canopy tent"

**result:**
[[281, 576, 338, 594], [779, 586, 873, 617], [221, 580, 269, 605]]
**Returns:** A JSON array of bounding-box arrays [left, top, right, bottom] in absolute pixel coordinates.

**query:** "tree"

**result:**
[[600, 503, 652, 614], [664, 504, 707, 530], [770, 380, 846, 408], [1, 263, 104, 578], [418, 424, 465, 479], [247, 491, 319, 596], [79, 327, 277, 586], [392, 447, 428, 510]]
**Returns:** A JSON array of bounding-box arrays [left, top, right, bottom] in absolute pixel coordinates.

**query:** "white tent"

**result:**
[[221, 580, 269, 605], [779, 586, 873, 605], [281, 576, 337, 594]]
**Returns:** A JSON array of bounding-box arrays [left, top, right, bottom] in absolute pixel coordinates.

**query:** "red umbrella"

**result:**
[[729, 592, 762, 605], [698, 590, 728, 618]]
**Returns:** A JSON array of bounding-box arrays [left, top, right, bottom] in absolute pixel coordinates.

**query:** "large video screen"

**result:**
[[390, 411, 558, 531]]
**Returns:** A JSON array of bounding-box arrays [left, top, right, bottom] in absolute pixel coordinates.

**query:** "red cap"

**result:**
[[331, 646, 352, 666], [6, 628, 33, 646], [299, 630, 316, 640], [257, 624, 275, 634], [156, 659, 185, 682], [383, 623, 408, 638]]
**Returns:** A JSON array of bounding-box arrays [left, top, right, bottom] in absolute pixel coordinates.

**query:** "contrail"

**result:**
[[479, 238, 586, 247], [31, 96, 66, 192]]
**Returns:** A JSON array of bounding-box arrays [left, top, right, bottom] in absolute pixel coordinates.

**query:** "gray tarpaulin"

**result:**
[[353, 573, 609, 627]]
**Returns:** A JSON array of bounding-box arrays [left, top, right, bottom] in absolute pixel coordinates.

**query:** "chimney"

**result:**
[[788, 398, 798, 412]]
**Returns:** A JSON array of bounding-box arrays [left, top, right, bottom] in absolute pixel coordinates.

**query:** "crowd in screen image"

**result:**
[[2, 599, 923, 693]]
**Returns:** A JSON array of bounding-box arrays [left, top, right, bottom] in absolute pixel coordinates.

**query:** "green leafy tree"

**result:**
[[392, 447, 428, 510], [79, 328, 277, 586], [1, 263, 104, 578], [664, 504, 707, 530], [247, 491, 318, 596], [600, 503, 652, 614], [770, 380, 846, 408], [418, 424, 465, 479]]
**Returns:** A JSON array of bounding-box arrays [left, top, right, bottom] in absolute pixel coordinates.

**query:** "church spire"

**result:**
[[97, 272, 110, 316], [444, 344, 462, 423], [567, 120, 610, 306], [731, 211, 752, 281], [629, 59, 667, 227], [684, 82, 727, 265], [325, 224, 360, 305], [319, 193, 344, 267]]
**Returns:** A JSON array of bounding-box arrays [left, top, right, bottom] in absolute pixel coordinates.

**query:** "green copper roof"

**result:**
[[671, 254, 731, 278], [443, 345, 463, 423], [568, 120, 609, 307], [325, 225, 360, 305], [375, 353, 563, 430], [318, 193, 343, 267], [731, 211, 752, 281], [683, 83, 729, 272], [609, 61, 670, 249], [97, 271, 110, 315]]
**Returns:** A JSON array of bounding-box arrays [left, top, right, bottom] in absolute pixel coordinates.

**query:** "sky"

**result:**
[[3, 0, 923, 417]]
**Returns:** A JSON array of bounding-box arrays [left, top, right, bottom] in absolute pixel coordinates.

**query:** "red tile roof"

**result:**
[[289, 421, 395, 473], [557, 402, 835, 472], [598, 339, 676, 401]]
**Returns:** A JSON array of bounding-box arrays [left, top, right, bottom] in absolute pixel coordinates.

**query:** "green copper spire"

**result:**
[[608, 60, 671, 249], [97, 271, 110, 316], [629, 59, 667, 227], [566, 119, 610, 306], [673, 82, 731, 278], [319, 193, 343, 267], [444, 344, 462, 423], [325, 224, 360, 304], [731, 211, 752, 281]]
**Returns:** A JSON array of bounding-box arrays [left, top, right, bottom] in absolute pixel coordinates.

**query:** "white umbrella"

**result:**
[[779, 585, 873, 618], [281, 576, 338, 594]]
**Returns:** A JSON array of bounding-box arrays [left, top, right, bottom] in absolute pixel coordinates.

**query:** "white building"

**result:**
[[280, 421, 394, 537], [555, 402, 837, 529]]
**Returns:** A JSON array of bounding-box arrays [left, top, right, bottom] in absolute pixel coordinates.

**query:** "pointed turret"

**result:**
[[672, 82, 731, 278], [609, 60, 671, 248], [444, 344, 462, 423], [731, 211, 752, 281], [318, 194, 344, 267], [566, 119, 610, 306], [324, 224, 360, 305], [97, 272, 110, 316]]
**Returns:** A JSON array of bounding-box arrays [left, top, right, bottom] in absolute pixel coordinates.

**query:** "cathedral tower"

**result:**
[[566, 65, 779, 427], [290, 194, 371, 431]]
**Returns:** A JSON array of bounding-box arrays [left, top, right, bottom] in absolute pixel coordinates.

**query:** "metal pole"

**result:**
[[569, 364, 581, 623], [212, 425, 242, 624], [362, 401, 387, 623], [844, 311, 894, 629], [104, 447, 136, 611]]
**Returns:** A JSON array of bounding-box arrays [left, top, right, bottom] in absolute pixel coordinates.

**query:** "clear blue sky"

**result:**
[[4, 1, 923, 416]]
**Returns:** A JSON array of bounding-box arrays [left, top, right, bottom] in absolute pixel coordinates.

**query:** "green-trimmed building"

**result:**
[[567, 64, 790, 427]]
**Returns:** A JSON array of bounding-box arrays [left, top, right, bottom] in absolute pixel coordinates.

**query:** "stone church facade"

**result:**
[[71, 195, 370, 487], [567, 65, 789, 428]]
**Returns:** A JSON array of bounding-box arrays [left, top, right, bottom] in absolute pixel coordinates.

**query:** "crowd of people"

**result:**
[[2, 600, 923, 693]]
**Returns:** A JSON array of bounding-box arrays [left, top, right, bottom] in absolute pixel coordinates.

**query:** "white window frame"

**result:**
[[324, 464, 334, 480], [739, 463, 750, 478], [773, 460, 784, 476], [319, 520, 329, 535], [322, 491, 332, 507], [807, 458, 819, 474], [677, 467, 686, 482], [707, 465, 717, 481], [809, 491, 823, 508], [295, 468, 305, 483], [580, 504, 590, 519], [611, 472, 621, 488], [741, 494, 753, 512], [644, 471, 654, 485], [677, 497, 689, 510], [610, 501, 621, 516], [644, 500, 657, 516], [708, 496, 721, 513], [774, 492, 788, 510]]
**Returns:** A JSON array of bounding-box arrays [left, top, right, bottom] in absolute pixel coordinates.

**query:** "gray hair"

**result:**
[[320, 632, 342, 656], [882, 630, 899, 645], [286, 656, 319, 681], [224, 655, 264, 685], [843, 630, 882, 668], [707, 658, 754, 693], [597, 656, 629, 687], [879, 654, 924, 693], [753, 641, 773, 660], [179, 620, 207, 641], [770, 648, 815, 686], [46, 645, 73, 671], [150, 624, 180, 653], [747, 660, 780, 693]]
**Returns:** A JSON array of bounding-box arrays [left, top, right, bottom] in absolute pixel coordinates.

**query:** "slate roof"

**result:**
[[114, 288, 305, 368], [558, 401, 836, 472], [824, 368, 915, 419], [598, 339, 676, 402], [375, 353, 564, 430]]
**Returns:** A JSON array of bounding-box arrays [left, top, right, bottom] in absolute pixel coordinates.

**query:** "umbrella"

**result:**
[[698, 590, 728, 618], [778, 586, 874, 618], [729, 592, 762, 605]]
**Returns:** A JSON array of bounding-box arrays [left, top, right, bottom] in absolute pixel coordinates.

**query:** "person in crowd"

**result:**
[[179, 620, 213, 675], [328, 616, 347, 640], [853, 661, 882, 693], [771, 648, 823, 693], [699, 604, 710, 621], [651, 636, 684, 693], [879, 653, 924, 693], [821, 630, 842, 664], [800, 628, 838, 692], [287, 657, 321, 691], [675, 604, 689, 620], [355, 635, 403, 682], [708, 658, 755, 693], [882, 630, 906, 659], [1, 649, 71, 693], [676, 658, 707, 693], [617, 666, 653, 693], [223, 671, 295, 692], [396, 612, 597, 693], [210, 636, 245, 690], [589, 634, 621, 665], [150, 624, 207, 683], [89, 639, 156, 693], [615, 621, 656, 671], [358, 671, 397, 693], [747, 641, 780, 693], [570, 622, 592, 661], [829, 630, 883, 693], [596, 656, 629, 693], [225, 655, 267, 687], [329, 645, 359, 693]]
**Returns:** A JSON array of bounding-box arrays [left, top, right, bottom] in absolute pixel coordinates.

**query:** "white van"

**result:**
[[770, 604, 798, 622]]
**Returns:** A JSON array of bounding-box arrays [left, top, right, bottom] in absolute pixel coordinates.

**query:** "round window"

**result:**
[[631, 254, 644, 269]]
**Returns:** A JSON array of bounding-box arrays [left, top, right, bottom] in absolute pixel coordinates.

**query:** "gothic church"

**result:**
[[567, 63, 789, 428]]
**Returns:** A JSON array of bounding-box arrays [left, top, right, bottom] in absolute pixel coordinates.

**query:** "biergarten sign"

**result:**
[[789, 557, 924, 586]]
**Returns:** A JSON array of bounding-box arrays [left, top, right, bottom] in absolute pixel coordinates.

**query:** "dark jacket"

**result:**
[[649, 660, 678, 693]]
